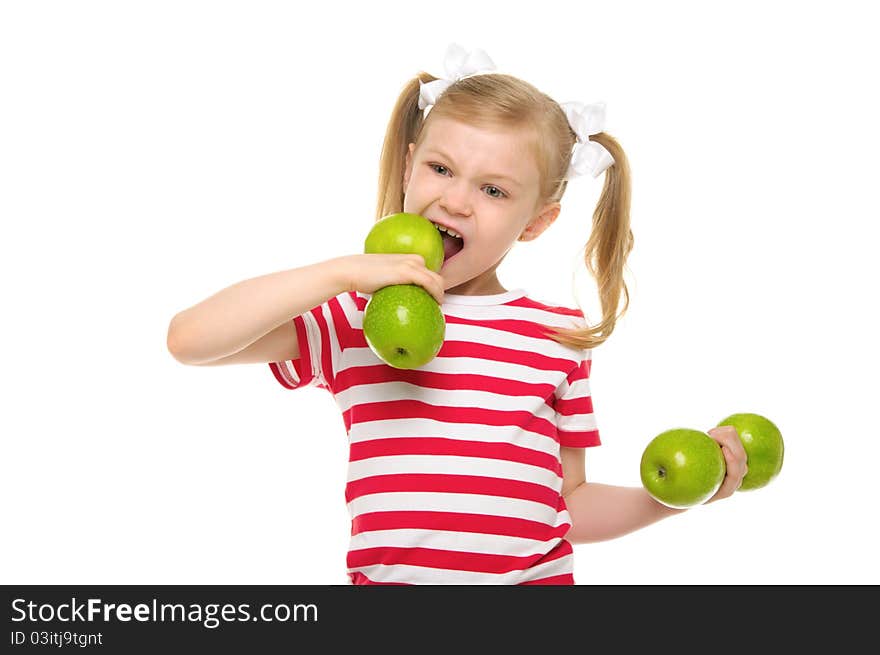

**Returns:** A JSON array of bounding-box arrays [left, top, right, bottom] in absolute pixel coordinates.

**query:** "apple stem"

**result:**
[[658, 466, 666, 479]]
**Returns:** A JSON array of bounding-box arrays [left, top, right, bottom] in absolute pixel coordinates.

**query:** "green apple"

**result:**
[[364, 212, 444, 273], [640, 428, 727, 509], [716, 413, 784, 491], [363, 284, 445, 369]]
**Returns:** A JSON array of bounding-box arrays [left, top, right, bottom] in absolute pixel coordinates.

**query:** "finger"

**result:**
[[426, 274, 445, 304], [707, 425, 735, 445], [721, 445, 747, 487], [436, 276, 446, 304], [708, 426, 744, 458], [721, 428, 749, 476], [722, 425, 747, 458]]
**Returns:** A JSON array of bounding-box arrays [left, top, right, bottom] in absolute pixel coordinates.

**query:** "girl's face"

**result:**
[[403, 116, 560, 295]]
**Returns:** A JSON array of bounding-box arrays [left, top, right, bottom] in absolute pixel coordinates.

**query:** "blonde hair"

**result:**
[[375, 71, 633, 350]]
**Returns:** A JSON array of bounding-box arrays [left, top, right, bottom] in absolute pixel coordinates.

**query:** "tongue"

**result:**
[[442, 232, 464, 261]]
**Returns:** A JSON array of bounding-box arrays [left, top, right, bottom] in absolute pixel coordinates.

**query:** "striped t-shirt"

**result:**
[[268, 287, 601, 584]]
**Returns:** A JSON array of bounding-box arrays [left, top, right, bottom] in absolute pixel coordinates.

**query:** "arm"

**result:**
[[561, 447, 684, 544], [166, 257, 349, 366], [166, 253, 447, 366]]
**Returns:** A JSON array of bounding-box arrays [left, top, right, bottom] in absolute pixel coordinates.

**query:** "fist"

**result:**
[[705, 425, 748, 503]]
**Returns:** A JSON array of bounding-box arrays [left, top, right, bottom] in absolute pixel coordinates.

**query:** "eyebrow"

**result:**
[[423, 148, 523, 188]]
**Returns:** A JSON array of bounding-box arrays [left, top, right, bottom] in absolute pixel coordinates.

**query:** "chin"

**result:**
[[439, 262, 459, 286], [439, 249, 467, 281]]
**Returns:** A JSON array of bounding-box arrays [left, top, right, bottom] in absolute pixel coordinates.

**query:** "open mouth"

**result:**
[[432, 222, 464, 263]]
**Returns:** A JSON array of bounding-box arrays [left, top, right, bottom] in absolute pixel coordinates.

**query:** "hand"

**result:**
[[336, 254, 446, 304], [704, 425, 748, 503]]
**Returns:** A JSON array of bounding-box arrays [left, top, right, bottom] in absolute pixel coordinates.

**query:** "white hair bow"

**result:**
[[560, 101, 615, 179], [418, 44, 497, 111], [418, 44, 615, 180]]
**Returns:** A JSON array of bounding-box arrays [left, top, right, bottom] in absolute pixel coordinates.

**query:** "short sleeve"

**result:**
[[554, 350, 601, 448], [268, 291, 359, 393]]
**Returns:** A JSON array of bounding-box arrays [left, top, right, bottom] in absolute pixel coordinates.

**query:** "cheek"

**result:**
[[405, 171, 427, 195], [471, 225, 518, 257]]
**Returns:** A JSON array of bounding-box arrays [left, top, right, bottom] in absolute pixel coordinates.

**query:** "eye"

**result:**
[[428, 163, 508, 200]]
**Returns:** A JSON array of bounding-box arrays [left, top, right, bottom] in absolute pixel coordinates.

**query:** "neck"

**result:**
[[447, 271, 506, 296]]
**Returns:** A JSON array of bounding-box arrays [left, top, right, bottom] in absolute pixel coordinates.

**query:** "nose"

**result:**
[[439, 178, 473, 217]]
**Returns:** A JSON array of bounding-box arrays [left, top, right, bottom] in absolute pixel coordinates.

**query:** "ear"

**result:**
[[518, 202, 561, 242], [403, 143, 415, 189]]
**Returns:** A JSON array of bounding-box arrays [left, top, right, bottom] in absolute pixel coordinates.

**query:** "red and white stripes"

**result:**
[[269, 289, 600, 584]]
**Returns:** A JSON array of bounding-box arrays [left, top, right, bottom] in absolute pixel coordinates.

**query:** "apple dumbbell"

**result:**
[[362, 212, 447, 369], [640, 412, 784, 508]]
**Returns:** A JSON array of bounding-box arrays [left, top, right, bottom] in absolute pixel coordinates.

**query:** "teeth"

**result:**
[[432, 222, 462, 240]]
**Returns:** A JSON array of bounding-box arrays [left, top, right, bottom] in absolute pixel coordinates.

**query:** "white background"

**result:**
[[2, 0, 878, 585]]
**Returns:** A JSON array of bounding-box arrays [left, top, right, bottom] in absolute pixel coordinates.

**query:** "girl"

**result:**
[[167, 44, 747, 585]]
